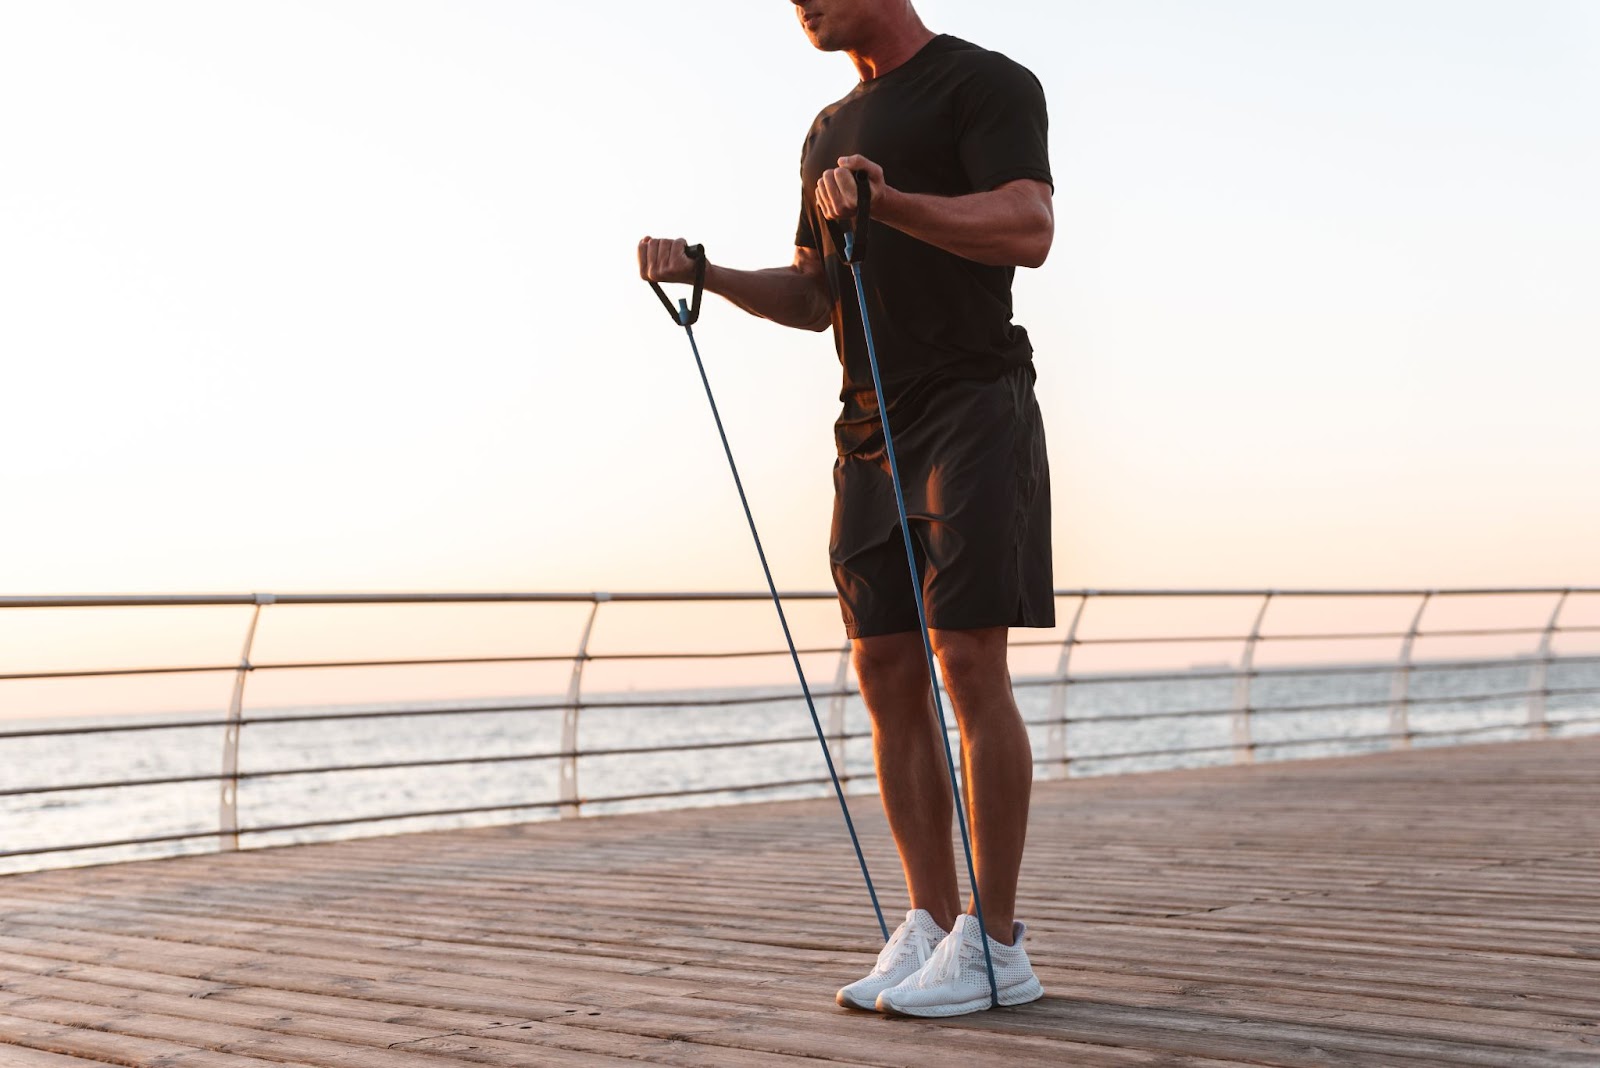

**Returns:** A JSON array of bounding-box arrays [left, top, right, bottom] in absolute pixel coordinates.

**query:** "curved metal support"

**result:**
[[219, 595, 271, 851], [559, 598, 605, 818], [1526, 590, 1569, 740], [1388, 592, 1433, 750], [1231, 593, 1273, 764], [1046, 595, 1089, 777]]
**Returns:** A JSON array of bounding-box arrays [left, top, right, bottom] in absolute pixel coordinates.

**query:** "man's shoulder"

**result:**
[[933, 35, 1044, 94]]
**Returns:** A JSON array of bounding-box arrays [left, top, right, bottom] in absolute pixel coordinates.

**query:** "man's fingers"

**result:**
[[816, 168, 857, 219], [839, 154, 882, 182], [817, 173, 837, 219], [835, 169, 858, 213], [637, 236, 697, 284]]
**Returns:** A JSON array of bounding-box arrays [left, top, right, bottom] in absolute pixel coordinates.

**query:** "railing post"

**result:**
[[1046, 595, 1089, 778], [1231, 593, 1273, 764], [1526, 589, 1569, 740], [827, 639, 853, 782], [1388, 591, 1432, 750], [559, 596, 604, 818], [219, 594, 271, 852]]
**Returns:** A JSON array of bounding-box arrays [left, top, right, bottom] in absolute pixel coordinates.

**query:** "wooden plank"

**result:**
[[0, 992, 644, 1068], [0, 1044, 126, 1067], [0, 926, 698, 1018], [0, 1010, 293, 1067]]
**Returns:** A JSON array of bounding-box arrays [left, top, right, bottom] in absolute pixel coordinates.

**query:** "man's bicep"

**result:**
[[996, 178, 1054, 265], [997, 178, 1054, 219]]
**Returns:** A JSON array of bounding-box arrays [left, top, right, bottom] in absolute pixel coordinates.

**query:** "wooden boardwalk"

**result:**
[[2, 735, 1598, 1067]]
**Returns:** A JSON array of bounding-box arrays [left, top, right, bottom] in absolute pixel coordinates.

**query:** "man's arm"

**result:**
[[638, 237, 831, 332], [815, 155, 1054, 269]]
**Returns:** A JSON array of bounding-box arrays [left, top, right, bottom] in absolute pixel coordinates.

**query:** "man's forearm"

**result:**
[[875, 183, 1053, 269], [705, 263, 831, 332]]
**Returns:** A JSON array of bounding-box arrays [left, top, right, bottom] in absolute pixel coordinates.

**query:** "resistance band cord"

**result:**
[[649, 248, 889, 944], [835, 172, 1000, 1008]]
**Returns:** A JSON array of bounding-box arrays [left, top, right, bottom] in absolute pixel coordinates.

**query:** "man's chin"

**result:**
[[803, 26, 846, 52]]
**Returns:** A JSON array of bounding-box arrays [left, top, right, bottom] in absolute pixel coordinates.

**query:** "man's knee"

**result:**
[[852, 631, 926, 701], [855, 633, 937, 731], [929, 627, 1009, 691]]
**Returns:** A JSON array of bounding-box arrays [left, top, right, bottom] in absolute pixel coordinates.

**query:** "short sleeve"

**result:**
[[956, 54, 1053, 194], [796, 193, 820, 251], [796, 131, 821, 250]]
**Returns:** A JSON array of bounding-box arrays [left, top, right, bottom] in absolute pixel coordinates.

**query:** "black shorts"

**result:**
[[829, 364, 1054, 639]]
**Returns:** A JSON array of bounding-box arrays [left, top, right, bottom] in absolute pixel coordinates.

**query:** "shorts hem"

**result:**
[[842, 610, 1057, 641]]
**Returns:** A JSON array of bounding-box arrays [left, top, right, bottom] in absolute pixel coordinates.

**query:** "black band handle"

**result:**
[[648, 243, 706, 327], [840, 170, 871, 265]]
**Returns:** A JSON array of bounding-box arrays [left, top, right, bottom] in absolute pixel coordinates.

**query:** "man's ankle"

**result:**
[[975, 913, 1015, 946], [913, 905, 958, 933]]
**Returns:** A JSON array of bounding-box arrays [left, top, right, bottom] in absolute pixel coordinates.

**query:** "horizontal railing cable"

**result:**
[[10, 626, 1599, 685], [4, 586, 1596, 610], [5, 658, 1599, 741], [0, 778, 843, 859]]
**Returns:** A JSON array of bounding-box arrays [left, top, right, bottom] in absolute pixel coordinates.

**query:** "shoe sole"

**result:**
[[835, 989, 880, 1011], [876, 976, 1044, 1018]]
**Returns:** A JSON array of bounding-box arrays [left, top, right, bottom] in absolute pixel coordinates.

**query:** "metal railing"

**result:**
[[3, 587, 1598, 867]]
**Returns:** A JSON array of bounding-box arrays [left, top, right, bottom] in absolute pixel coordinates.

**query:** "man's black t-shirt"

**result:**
[[795, 34, 1052, 454]]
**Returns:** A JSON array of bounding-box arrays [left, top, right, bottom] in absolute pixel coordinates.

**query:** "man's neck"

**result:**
[[849, 23, 937, 82]]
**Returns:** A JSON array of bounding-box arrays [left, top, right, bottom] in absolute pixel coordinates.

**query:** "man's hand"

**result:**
[[635, 234, 831, 333], [819, 174, 1053, 269], [816, 155, 891, 222], [638, 236, 699, 284]]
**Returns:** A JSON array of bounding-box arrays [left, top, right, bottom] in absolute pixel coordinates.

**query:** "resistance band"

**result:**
[[832, 172, 1000, 1007], [647, 248, 889, 943]]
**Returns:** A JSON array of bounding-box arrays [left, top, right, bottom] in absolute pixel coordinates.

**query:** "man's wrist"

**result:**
[[702, 261, 728, 295], [873, 183, 905, 229]]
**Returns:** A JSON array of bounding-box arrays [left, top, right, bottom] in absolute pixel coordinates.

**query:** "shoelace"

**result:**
[[916, 923, 973, 987], [873, 918, 933, 976]]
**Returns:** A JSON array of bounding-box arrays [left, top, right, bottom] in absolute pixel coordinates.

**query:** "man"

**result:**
[[639, 0, 1053, 1018]]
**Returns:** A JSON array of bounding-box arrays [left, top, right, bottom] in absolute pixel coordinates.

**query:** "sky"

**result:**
[[2, 2, 1598, 710]]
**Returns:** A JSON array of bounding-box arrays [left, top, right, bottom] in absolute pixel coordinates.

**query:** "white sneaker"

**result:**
[[835, 909, 947, 1010], [875, 914, 1044, 1017]]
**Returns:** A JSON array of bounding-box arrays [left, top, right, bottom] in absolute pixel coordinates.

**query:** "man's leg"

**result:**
[[853, 630, 961, 931], [928, 624, 1032, 943], [863, 621, 1045, 1017]]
